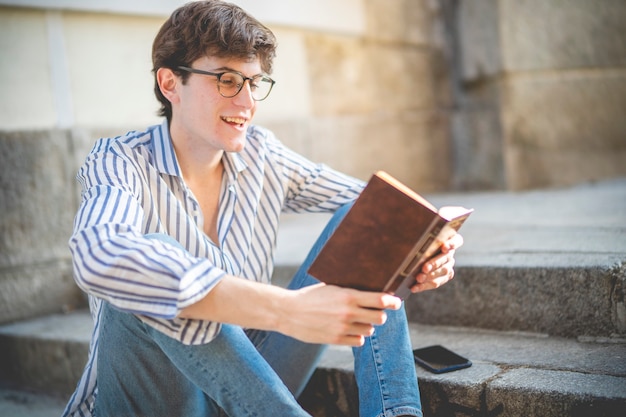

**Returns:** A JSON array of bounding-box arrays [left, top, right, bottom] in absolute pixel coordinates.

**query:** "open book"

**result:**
[[307, 171, 473, 300]]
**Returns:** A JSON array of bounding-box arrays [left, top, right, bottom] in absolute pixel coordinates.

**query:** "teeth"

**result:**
[[223, 116, 246, 124]]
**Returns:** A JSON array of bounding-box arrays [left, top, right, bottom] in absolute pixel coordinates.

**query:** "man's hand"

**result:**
[[410, 232, 464, 293], [180, 276, 401, 348], [278, 283, 401, 347]]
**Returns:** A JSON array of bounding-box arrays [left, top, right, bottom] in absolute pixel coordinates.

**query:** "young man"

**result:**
[[63, 1, 463, 416]]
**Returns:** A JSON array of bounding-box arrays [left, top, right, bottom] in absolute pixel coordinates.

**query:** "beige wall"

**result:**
[[0, 1, 450, 191], [0, 8, 56, 129], [2, 0, 624, 190]]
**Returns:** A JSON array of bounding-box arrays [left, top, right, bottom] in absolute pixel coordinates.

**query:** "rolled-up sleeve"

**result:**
[[70, 140, 225, 320]]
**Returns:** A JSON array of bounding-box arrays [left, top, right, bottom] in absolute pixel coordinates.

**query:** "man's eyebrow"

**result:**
[[211, 66, 265, 77], [210, 66, 233, 72]]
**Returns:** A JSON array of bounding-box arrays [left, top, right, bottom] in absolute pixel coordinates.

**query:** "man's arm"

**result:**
[[179, 276, 401, 346], [179, 232, 463, 346]]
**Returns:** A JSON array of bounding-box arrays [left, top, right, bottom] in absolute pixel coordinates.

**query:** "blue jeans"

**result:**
[[95, 204, 422, 417]]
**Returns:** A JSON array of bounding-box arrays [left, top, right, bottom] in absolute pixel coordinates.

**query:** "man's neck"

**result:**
[[169, 125, 224, 183], [177, 148, 223, 184]]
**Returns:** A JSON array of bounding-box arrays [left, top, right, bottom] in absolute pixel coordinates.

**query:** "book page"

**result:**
[[375, 171, 438, 212], [438, 206, 474, 221]]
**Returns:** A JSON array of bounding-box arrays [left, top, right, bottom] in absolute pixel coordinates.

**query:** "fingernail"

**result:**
[[381, 294, 398, 308]]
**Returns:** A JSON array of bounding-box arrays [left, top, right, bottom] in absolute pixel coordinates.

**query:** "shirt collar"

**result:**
[[152, 120, 182, 177], [151, 119, 248, 179], [224, 149, 248, 180]]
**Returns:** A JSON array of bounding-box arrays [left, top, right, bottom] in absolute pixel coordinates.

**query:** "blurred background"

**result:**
[[1, 0, 625, 324]]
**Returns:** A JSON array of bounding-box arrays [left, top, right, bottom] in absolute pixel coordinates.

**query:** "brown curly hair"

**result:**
[[152, 1, 277, 121]]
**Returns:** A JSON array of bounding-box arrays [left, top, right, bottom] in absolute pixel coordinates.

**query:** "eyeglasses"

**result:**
[[177, 66, 275, 101]]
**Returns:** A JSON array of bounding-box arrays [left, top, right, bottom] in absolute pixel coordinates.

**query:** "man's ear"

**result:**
[[156, 67, 180, 104]]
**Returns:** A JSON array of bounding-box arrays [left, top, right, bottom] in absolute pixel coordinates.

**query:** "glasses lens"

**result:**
[[217, 72, 274, 101], [249, 76, 274, 101], [216, 72, 244, 98]]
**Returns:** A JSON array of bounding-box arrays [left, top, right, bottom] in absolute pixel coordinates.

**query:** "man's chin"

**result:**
[[226, 136, 247, 153]]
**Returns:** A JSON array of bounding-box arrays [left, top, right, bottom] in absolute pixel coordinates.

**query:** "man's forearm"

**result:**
[[179, 275, 288, 332], [180, 274, 402, 346]]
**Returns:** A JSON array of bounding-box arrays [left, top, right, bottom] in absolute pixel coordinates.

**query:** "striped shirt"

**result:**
[[63, 120, 364, 416]]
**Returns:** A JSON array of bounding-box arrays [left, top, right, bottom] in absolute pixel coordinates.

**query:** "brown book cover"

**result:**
[[307, 171, 473, 299]]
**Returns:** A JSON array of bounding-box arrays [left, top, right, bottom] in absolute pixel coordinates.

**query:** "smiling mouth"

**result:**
[[222, 116, 247, 126]]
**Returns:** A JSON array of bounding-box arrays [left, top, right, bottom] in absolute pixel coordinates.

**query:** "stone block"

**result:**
[[364, 0, 442, 46], [486, 368, 626, 417], [406, 264, 622, 339], [417, 364, 502, 417], [501, 71, 626, 189], [0, 260, 84, 325], [307, 110, 453, 192], [506, 146, 626, 190], [367, 44, 452, 111], [304, 34, 451, 117], [304, 34, 375, 116], [0, 130, 77, 266], [0, 130, 86, 323], [500, 0, 626, 71], [0, 311, 91, 397]]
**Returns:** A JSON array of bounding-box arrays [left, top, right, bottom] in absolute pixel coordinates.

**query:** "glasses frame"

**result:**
[[177, 66, 275, 101]]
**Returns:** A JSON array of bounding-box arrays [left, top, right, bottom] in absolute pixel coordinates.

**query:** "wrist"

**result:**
[[269, 287, 294, 335]]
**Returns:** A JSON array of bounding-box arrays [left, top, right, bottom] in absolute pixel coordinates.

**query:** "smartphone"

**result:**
[[412, 345, 472, 374]]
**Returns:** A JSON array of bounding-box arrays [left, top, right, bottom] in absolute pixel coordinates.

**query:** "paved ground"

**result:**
[[276, 177, 626, 268]]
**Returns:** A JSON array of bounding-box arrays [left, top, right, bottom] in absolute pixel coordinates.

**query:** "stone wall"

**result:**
[[262, 0, 454, 191], [0, 1, 454, 192], [0, 130, 87, 323], [454, 0, 626, 190]]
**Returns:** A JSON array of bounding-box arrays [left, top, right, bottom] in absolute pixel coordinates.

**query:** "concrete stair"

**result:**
[[2, 310, 625, 416], [1, 178, 625, 416]]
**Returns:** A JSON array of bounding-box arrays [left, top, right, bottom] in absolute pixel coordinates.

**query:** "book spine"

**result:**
[[383, 216, 445, 296]]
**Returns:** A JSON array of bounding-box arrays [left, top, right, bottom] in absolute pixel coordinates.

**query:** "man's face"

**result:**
[[171, 56, 263, 154]]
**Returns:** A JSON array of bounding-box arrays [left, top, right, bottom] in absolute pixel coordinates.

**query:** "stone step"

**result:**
[[275, 261, 625, 340], [0, 311, 91, 399], [0, 388, 67, 417], [1, 310, 625, 417], [301, 324, 626, 417], [403, 262, 625, 339]]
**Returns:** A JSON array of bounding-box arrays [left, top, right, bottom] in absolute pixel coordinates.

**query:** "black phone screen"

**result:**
[[412, 345, 472, 374]]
